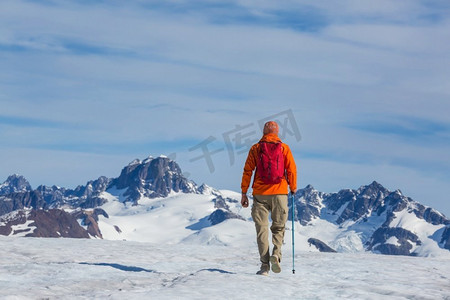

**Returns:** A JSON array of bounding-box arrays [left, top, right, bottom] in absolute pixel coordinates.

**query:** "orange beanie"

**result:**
[[263, 121, 279, 135]]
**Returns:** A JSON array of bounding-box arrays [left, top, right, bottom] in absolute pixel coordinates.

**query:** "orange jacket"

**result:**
[[241, 133, 297, 195]]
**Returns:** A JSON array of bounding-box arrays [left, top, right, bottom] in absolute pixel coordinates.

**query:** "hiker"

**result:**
[[241, 121, 297, 276]]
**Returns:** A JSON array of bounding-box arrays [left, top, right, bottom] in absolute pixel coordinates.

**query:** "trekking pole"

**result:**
[[291, 192, 296, 274]]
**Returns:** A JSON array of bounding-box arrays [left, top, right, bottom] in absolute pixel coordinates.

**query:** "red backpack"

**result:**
[[256, 142, 285, 184]]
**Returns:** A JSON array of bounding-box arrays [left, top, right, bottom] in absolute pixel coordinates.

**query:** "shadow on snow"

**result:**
[[79, 262, 157, 273]]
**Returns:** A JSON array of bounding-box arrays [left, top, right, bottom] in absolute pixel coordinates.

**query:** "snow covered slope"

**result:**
[[1, 236, 449, 299], [92, 190, 450, 257], [96, 191, 247, 244]]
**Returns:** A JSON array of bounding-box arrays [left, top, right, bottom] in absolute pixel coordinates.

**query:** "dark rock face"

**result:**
[[291, 185, 323, 225], [0, 191, 47, 216], [0, 210, 27, 236], [36, 176, 111, 209], [198, 184, 220, 196], [441, 226, 450, 250], [78, 196, 107, 209], [0, 174, 32, 196], [36, 185, 67, 207], [213, 196, 230, 210], [0, 209, 90, 238], [414, 205, 449, 226], [109, 157, 196, 202], [324, 181, 389, 224], [0, 183, 108, 217], [73, 208, 109, 238], [28, 209, 90, 238], [308, 238, 337, 253], [208, 209, 245, 226], [0, 175, 32, 195], [188, 196, 245, 228], [73, 176, 110, 199], [212, 196, 238, 211], [325, 189, 354, 212], [367, 227, 421, 256]]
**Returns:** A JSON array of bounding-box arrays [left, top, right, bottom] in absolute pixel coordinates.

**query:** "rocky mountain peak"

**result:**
[[128, 158, 142, 167], [73, 176, 111, 198], [319, 182, 393, 224], [302, 184, 316, 192], [198, 183, 217, 195], [293, 185, 324, 225], [368, 180, 383, 188], [0, 174, 32, 195], [109, 156, 197, 202], [356, 181, 389, 200]]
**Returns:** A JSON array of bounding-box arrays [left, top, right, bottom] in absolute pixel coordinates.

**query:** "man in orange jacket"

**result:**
[[241, 121, 297, 276]]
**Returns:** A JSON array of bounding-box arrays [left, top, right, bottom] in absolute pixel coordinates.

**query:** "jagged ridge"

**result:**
[[0, 158, 449, 257], [292, 181, 450, 255]]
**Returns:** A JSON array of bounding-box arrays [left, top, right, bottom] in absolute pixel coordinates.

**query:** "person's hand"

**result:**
[[241, 194, 249, 208], [290, 190, 297, 196]]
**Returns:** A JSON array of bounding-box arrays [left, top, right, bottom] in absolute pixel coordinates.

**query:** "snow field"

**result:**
[[2, 188, 449, 299], [0, 237, 449, 299], [97, 193, 217, 244]]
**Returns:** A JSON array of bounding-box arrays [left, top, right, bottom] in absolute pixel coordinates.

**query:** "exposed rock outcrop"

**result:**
[[0, 191, 47, 216], [367, 227, 421, 256], [441, 226, 450, 250], [208, 209, 245, 226], [308, 238, 337, 253], [324, 181, 389, 224], [73, 208, 109, 238], [292, 184, 322, 225], [0, 209, 90, 238]]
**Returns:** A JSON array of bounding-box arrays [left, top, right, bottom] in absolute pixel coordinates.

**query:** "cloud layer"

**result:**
[[0, 0, 449, 215]]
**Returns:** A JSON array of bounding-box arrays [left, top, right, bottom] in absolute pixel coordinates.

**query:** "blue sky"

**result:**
[[1, 0, 449, 215]]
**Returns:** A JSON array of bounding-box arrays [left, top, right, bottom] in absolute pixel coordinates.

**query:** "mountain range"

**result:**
[[1, 155, 449, 257]]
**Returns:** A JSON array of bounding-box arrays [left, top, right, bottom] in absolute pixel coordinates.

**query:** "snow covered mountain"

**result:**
[[0, 174, 32, 195], [293, 182, 450, 256], [0, 155, 449, 257]]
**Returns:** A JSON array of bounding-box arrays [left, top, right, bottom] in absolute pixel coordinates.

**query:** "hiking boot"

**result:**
[[256, 263, 269, 276], [270, 255, 281, 273]]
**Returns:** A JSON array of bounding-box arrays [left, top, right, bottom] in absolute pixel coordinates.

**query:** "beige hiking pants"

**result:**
[[251, 194, 288, 265]]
